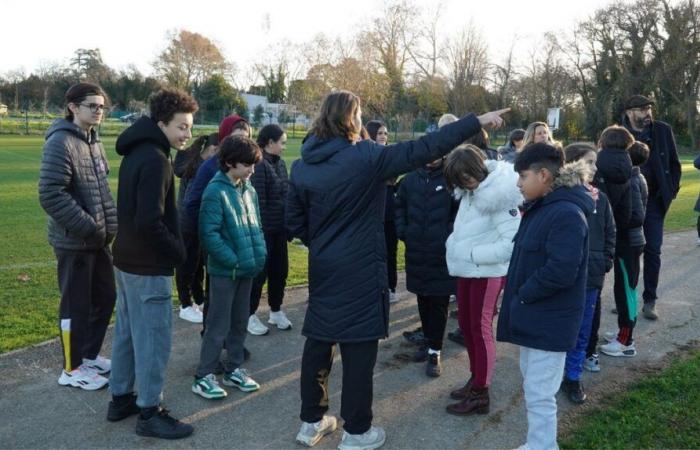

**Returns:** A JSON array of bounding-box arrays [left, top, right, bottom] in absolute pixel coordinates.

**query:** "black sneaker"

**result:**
[[107, 393, 140, 422], [560, 378, 586, 404], [426, 353, 442, 377], [402, 327, 425, 345], [135, 408, 193, 440], [447, 328, 465, 347]]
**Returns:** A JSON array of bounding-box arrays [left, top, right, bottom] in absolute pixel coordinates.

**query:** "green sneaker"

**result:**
[[192, 374, 227, 399], [223, 368, 260, 392]]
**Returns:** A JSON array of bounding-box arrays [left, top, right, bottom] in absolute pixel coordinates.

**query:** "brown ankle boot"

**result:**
[[446, 387, 490, 416], [449, 376, 474, 400]]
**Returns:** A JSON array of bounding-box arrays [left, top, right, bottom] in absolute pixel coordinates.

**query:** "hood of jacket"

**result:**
[[218, 114, 249, 143], [597, 147, 632, 184], [45, 118, 97, 144], [453, 160, 523, 214], [543, 160, 595, 215], [301, 134, 351, 164], [115, 116, 171, 157]]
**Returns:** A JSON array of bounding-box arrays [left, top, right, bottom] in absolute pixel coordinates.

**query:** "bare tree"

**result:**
[[445, 22, 489, 115], [405, 2, 446, 80]]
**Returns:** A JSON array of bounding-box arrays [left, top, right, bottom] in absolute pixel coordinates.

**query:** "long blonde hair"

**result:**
[[523, 121, 554, 146]]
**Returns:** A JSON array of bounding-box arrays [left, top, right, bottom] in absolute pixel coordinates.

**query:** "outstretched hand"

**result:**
[[477, 108, 510, 129]]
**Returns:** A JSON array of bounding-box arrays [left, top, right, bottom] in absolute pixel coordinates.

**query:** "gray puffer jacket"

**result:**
[[39, 119, 117, 250]]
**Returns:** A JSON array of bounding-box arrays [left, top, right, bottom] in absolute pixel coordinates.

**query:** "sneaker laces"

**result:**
[[235, 368, 251, 381]]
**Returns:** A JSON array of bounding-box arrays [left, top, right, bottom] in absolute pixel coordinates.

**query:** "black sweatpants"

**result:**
[[417, 295, 450, 351], [614, 244, 644, 345], [175, 230, 205, 308], [250, 231, 289, 314], [586, 291, 602, 358], [55, 247, 116, 371], [385, 221, 398, 292], [300, 338, 378, 434]]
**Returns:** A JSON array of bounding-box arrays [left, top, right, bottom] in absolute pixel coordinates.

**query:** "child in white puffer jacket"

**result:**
[[443, 144, 522, 417]]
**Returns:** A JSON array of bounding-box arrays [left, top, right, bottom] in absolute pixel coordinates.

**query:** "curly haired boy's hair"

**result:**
[[149, 88, 199, 124]]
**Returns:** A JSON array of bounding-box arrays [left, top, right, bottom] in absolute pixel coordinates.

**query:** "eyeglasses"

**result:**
[[79, 103, 106, 112]]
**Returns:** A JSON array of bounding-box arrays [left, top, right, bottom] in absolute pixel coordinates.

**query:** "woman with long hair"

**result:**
[[287, 90, 508, 450]]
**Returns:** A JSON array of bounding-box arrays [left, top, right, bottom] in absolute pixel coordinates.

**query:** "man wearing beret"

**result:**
[[622, 95, 682, 320]]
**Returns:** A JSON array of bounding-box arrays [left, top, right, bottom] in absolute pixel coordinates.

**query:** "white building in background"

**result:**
[[240, 93, 311, 128], [0, 104, 7, 115]]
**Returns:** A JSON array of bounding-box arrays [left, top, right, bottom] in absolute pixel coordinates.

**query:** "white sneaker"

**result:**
[[247, 314, 269, 335], [338, 426, 386, 450], [600, 339, 637, 357], [58, 365, 108, 390], [389, 291, 399, 303], [268, 310, 292, 330], [179, 305, 203, 323], [82, 355, 111, 374], [296, 415, 338, 447], [449, 294, 456, 303], [603, 330, 617, 343]]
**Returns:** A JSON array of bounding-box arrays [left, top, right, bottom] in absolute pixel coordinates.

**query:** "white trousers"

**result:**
[[519, 346, 566, 450]]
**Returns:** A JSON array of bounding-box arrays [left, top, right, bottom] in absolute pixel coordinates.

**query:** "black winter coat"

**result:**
[[250, 151, 288, 234], [394, 165, 458, 296], [286, 114, 482, 342], [112, 117, 186, 276], [497, 164, 594, 352], [39, 119, 117, 251], [594, 147, 633, 230], [624, 118, 681, 210], [586, 189, 616, 289], [625, 167, 648, 247]]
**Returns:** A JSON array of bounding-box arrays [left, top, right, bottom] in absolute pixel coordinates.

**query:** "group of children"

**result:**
[[41, 82, 665, 449]]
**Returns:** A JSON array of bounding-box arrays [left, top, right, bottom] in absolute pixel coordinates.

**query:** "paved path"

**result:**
[[1, 230, 699, 449]]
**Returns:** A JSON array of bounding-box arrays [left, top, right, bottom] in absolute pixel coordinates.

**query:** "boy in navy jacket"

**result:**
[[497, 143, 594, 450]]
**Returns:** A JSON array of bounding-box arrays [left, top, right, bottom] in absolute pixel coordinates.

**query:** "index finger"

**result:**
[[493, 108, 511, 116]]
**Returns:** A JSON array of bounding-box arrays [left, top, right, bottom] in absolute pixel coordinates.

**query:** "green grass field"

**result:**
[[561, 349, 700, 449], [0, 134, 697, 353]]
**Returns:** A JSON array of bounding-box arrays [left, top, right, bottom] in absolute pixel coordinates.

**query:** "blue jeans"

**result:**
[[564, 288, 599, 381], [109, 269, 173, 408], [643, 196, 667, 304]]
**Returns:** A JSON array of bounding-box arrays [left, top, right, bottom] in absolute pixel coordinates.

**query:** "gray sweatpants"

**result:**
[[196, 276, 253, 377], [109, 269, 172, 408]]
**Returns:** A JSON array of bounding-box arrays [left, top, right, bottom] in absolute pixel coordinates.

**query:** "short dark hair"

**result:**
[[256, 123, 285, 148], [508, 128, 525, 145], [443, 144, 489, 191], [149, 88, 198, 125], [218, 136, 262, 172], [598, 125, 634, 150], [564, 142, 597, 163], [628, 141, 650, 166], [64, 82, 108, 121], [514, 142, 564, 176], [365, 120, 386, 141]]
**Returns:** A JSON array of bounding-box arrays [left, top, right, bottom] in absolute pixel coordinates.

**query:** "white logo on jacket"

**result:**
[[446, 160, 523, 278]]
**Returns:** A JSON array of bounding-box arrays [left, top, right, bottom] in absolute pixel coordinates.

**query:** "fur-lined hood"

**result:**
[[453, 160, 523, 214], [552, 160, 590, 189]]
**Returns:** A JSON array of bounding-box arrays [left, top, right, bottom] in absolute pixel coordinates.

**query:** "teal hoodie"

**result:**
[[199, 170, 266, 278]]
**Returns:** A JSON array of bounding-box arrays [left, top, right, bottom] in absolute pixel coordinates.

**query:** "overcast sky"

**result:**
[[3, 0, 618, 82]]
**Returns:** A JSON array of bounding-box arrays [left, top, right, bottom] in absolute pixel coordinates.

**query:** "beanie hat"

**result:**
[[218, 114, 248, 143]]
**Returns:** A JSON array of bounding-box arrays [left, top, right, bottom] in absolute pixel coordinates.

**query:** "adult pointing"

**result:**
[[286, 90, 508, 450]]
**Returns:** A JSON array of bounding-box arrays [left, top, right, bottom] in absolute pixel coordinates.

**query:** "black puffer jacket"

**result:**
[[395, 165, 458, 296], [39, 119, 117, 250], [593, 147, 633, 230], [586, 188, 616, 289], [286, 114, 482, 342], [250, 151, 288, 234], [625, 167, 648, 247], [112, 116, 186, 276]]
